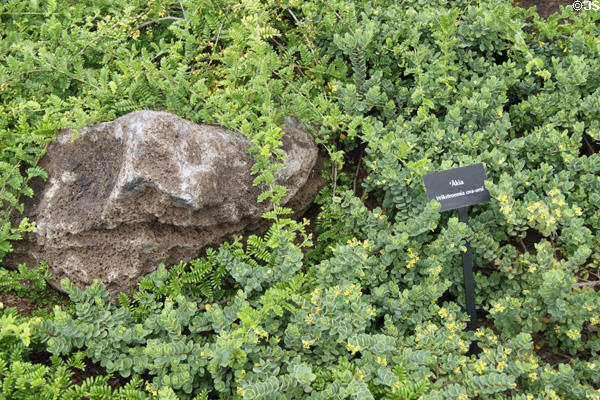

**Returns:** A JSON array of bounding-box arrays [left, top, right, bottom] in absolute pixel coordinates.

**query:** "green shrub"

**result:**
[[0, 304, 153, 399], [1, 0, 600, 399]]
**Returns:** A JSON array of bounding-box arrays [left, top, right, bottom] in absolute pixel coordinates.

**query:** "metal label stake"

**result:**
[[423, 163, 491, 355], [458, 206, 478, 332]]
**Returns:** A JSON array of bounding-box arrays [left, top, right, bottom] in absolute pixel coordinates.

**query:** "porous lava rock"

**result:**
[[6, 111, 325, 297]]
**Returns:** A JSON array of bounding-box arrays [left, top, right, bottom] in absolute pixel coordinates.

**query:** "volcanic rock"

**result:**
[[6, 110, 325, 297]]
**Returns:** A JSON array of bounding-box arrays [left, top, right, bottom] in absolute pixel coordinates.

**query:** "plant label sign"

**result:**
[[422, 163, 490, 212], [422, 163, 491, 354]]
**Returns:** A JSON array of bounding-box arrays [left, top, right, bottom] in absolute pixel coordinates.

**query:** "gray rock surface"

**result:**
[[6, 110, 325, 297]]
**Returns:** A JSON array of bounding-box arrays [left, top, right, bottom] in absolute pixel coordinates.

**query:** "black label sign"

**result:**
[[423, 163, 490, 211]]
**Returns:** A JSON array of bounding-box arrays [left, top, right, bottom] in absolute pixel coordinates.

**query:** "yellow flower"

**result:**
[[567, 329, 580, 340], [334, 286, 341, 297], [528, 265, 537, 273], [588, 362, 596, 370], [438, 308, 449, 319], [493, 303, 505, 313], [253, 326, 268, 339], [377, 356, 387, 365], [302, 339, 315, 349], [497, 361, 507, 371], [529, 372, 537, 381], [347, 343, 361, 355], [310, 287, 321, 304], [405, 248, 420, 268], [474, 360, 486, 374], [554, 325, 562, 334], [548, 189, 560, 196]]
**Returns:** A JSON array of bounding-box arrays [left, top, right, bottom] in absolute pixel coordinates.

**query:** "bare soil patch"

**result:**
[[516, 0, 574, 19]]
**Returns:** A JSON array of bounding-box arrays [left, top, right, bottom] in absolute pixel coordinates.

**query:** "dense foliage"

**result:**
[[1, 0, 599, 399]]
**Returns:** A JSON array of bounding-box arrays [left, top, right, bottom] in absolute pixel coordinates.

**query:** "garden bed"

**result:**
[[1, 0, 599, 399]]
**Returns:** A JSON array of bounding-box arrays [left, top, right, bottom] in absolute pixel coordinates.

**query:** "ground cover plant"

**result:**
[[1, 0, 599, 398]]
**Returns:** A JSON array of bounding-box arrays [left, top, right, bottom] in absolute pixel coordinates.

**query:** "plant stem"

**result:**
[[572, 281, 600, 288], [352, 145, 364, 196], [197, 295, 236, 312], [138, 16, 184, 29]]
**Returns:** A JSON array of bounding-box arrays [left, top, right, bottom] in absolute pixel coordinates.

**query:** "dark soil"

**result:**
[[516, 0, 575, 19], [70, 358, 128, 389], [0, 285, 69, 316], [0, 290, 41, 315]]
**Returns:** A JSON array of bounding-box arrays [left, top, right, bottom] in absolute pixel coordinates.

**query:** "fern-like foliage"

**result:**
[[121, 248, 232, 321]]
